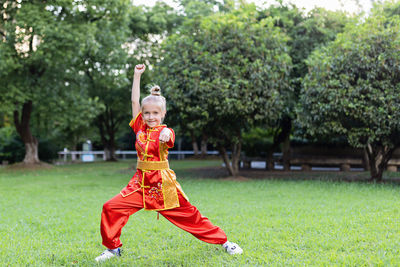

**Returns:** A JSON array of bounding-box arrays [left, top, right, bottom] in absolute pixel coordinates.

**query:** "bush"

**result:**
[[38, 139, 60, 163], [0, 129, 60, 164], [242, 128, 273, 157], [0, 136, 25, 164]]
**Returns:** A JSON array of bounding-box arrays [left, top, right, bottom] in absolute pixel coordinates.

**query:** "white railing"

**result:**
[[57, 150, 220, 161]]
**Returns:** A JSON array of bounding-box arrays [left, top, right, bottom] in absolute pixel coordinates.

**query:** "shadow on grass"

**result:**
[[175, 166, 400, 185]]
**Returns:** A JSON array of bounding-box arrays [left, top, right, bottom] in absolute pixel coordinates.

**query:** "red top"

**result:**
[[130, 112, 175, 162], [119, 112, 186, 211]]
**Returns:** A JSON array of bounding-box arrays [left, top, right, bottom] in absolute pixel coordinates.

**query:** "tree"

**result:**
[[299, 14, 400, 181], [75, 0, 133, 161], [0, 1, 99, 164], [156, 5, 292, 176], [81, 1, 185, 161], [257, 4, 352, 170]]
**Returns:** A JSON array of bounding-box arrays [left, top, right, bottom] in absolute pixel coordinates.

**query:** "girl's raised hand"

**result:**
[[134, 64, 146, 75]]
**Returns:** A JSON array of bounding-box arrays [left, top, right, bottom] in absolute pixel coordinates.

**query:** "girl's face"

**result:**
[[142, 102, 165, 128]]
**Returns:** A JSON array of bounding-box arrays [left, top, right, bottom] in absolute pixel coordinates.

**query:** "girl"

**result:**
[[95, 64, 242, 262]]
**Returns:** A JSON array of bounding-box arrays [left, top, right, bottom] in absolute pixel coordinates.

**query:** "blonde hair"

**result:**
[[141, 85, 167, 113]]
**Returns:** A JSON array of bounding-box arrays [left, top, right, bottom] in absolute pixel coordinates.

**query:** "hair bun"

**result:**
[[150, 85, 161, 96]]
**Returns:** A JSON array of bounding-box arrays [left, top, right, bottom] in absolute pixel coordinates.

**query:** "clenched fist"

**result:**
[[159, 128, 172, 143], [134, 64, 146, 75]]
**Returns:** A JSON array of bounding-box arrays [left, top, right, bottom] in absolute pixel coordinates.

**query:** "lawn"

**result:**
[[0, 160, 399, 266]]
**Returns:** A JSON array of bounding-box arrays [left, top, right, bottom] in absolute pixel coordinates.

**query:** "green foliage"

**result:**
[[0, 126, 24, 162], [48, 96, 104, 149], [76, 0, 133, 154], [129, 2, 182, 39], [299, 14, 400, 148], [157, 6, 291, 149], [372, 0, 400, 17], [241, 5, 354, 161], [0, 0, 106, 159], [242, 127, 273, 157], [0, 129, 59, 163], [0, 126, 13, 157], [1, 161, 400, 265], [179, 0, 224, 18]]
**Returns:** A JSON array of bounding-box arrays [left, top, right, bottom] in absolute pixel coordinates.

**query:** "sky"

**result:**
[[133, 0, 373, 14]]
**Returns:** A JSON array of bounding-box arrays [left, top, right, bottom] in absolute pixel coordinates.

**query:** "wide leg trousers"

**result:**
[[100, 189, 228, 249]]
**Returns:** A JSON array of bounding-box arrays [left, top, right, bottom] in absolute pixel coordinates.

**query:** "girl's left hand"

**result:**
[[159, 128, 172, 143]]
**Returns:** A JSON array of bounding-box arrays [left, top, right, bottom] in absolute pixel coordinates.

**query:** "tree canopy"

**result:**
[[0, 0, 101, 163], [156, 5, 292, 175], [299, 13, 400, 180]]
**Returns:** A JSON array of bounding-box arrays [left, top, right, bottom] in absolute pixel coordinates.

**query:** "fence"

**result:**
[[57, 150, 220, 162]]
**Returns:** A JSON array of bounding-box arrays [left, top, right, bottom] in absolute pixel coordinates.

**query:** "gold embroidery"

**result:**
[[138, 132, 146, 144], [148, 182, 162, 200]]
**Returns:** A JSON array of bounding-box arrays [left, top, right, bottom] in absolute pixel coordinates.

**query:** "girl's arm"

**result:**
[[131, 64, 146, 118]]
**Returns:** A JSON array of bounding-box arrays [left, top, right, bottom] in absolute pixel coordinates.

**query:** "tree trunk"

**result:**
[[191, 131, 199, 156], [231, 142, 241, 176], [265, 117, 292, 171], [23, 138, 39, 164], [362, 148, 370, 171], [218, 146, 235, 176], [266, 150, 275, 170], [97, 110, 118, 161], [365, 144, 395, 181], [201, 134, 208, 157], [282, 133, 291, 171], [104, 144, 117, 161], [13, 101, 40, 164]]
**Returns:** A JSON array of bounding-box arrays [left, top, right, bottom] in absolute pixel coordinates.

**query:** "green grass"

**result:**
[[1, 160, 400, 266]]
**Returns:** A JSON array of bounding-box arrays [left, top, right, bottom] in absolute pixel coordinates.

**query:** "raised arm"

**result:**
[[131, 64, 146, 118]]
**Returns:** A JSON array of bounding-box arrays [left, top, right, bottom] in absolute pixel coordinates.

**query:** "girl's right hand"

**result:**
[[134, 64, 146, 75]]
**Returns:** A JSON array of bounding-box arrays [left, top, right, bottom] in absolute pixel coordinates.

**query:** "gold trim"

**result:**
[[148, 204, 180, 211], [137, 160, 169, 170], [120, 187, 141, 198], [130, 112, 142, 127], [147, 128, 159, 132], [142, 171, 146, 209], [144, 139, 151, 161]]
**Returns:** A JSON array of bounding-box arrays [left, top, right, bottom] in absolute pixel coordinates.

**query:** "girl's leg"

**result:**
[[100, 190, 144, 249], [159, 192, 228, 244]]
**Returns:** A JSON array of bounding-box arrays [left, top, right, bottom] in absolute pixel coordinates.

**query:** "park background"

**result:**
[[1, 0, 400, 265]]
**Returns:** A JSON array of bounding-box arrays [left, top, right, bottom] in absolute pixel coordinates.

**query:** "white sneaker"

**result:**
[[95, 248, 121, 262], [222, 241, 243, 255]]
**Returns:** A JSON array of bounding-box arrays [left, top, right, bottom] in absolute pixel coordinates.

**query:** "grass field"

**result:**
[[1, 160, 400, 266]]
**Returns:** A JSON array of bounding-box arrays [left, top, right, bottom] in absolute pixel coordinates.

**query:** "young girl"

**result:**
[[95, 64, 243, 262]]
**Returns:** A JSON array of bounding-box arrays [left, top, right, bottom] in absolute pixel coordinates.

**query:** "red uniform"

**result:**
[[100, 113, 227, 249]]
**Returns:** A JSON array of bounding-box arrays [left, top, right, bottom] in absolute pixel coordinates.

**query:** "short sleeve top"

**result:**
[[129, 112, 175, 161]]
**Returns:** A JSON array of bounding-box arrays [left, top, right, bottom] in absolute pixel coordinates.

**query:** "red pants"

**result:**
[[100, 189, 228, 249]]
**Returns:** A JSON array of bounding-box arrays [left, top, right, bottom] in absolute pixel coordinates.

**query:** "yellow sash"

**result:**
[[136, 160, 169, 170]]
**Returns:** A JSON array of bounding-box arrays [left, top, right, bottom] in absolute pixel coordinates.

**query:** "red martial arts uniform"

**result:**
[[100, 113, 227, 249]]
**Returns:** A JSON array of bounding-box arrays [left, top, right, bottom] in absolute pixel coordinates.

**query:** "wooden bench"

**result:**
[[289, 158, 362, 171], [241, 156, 400, 172], [290, 158, 400, 172]]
